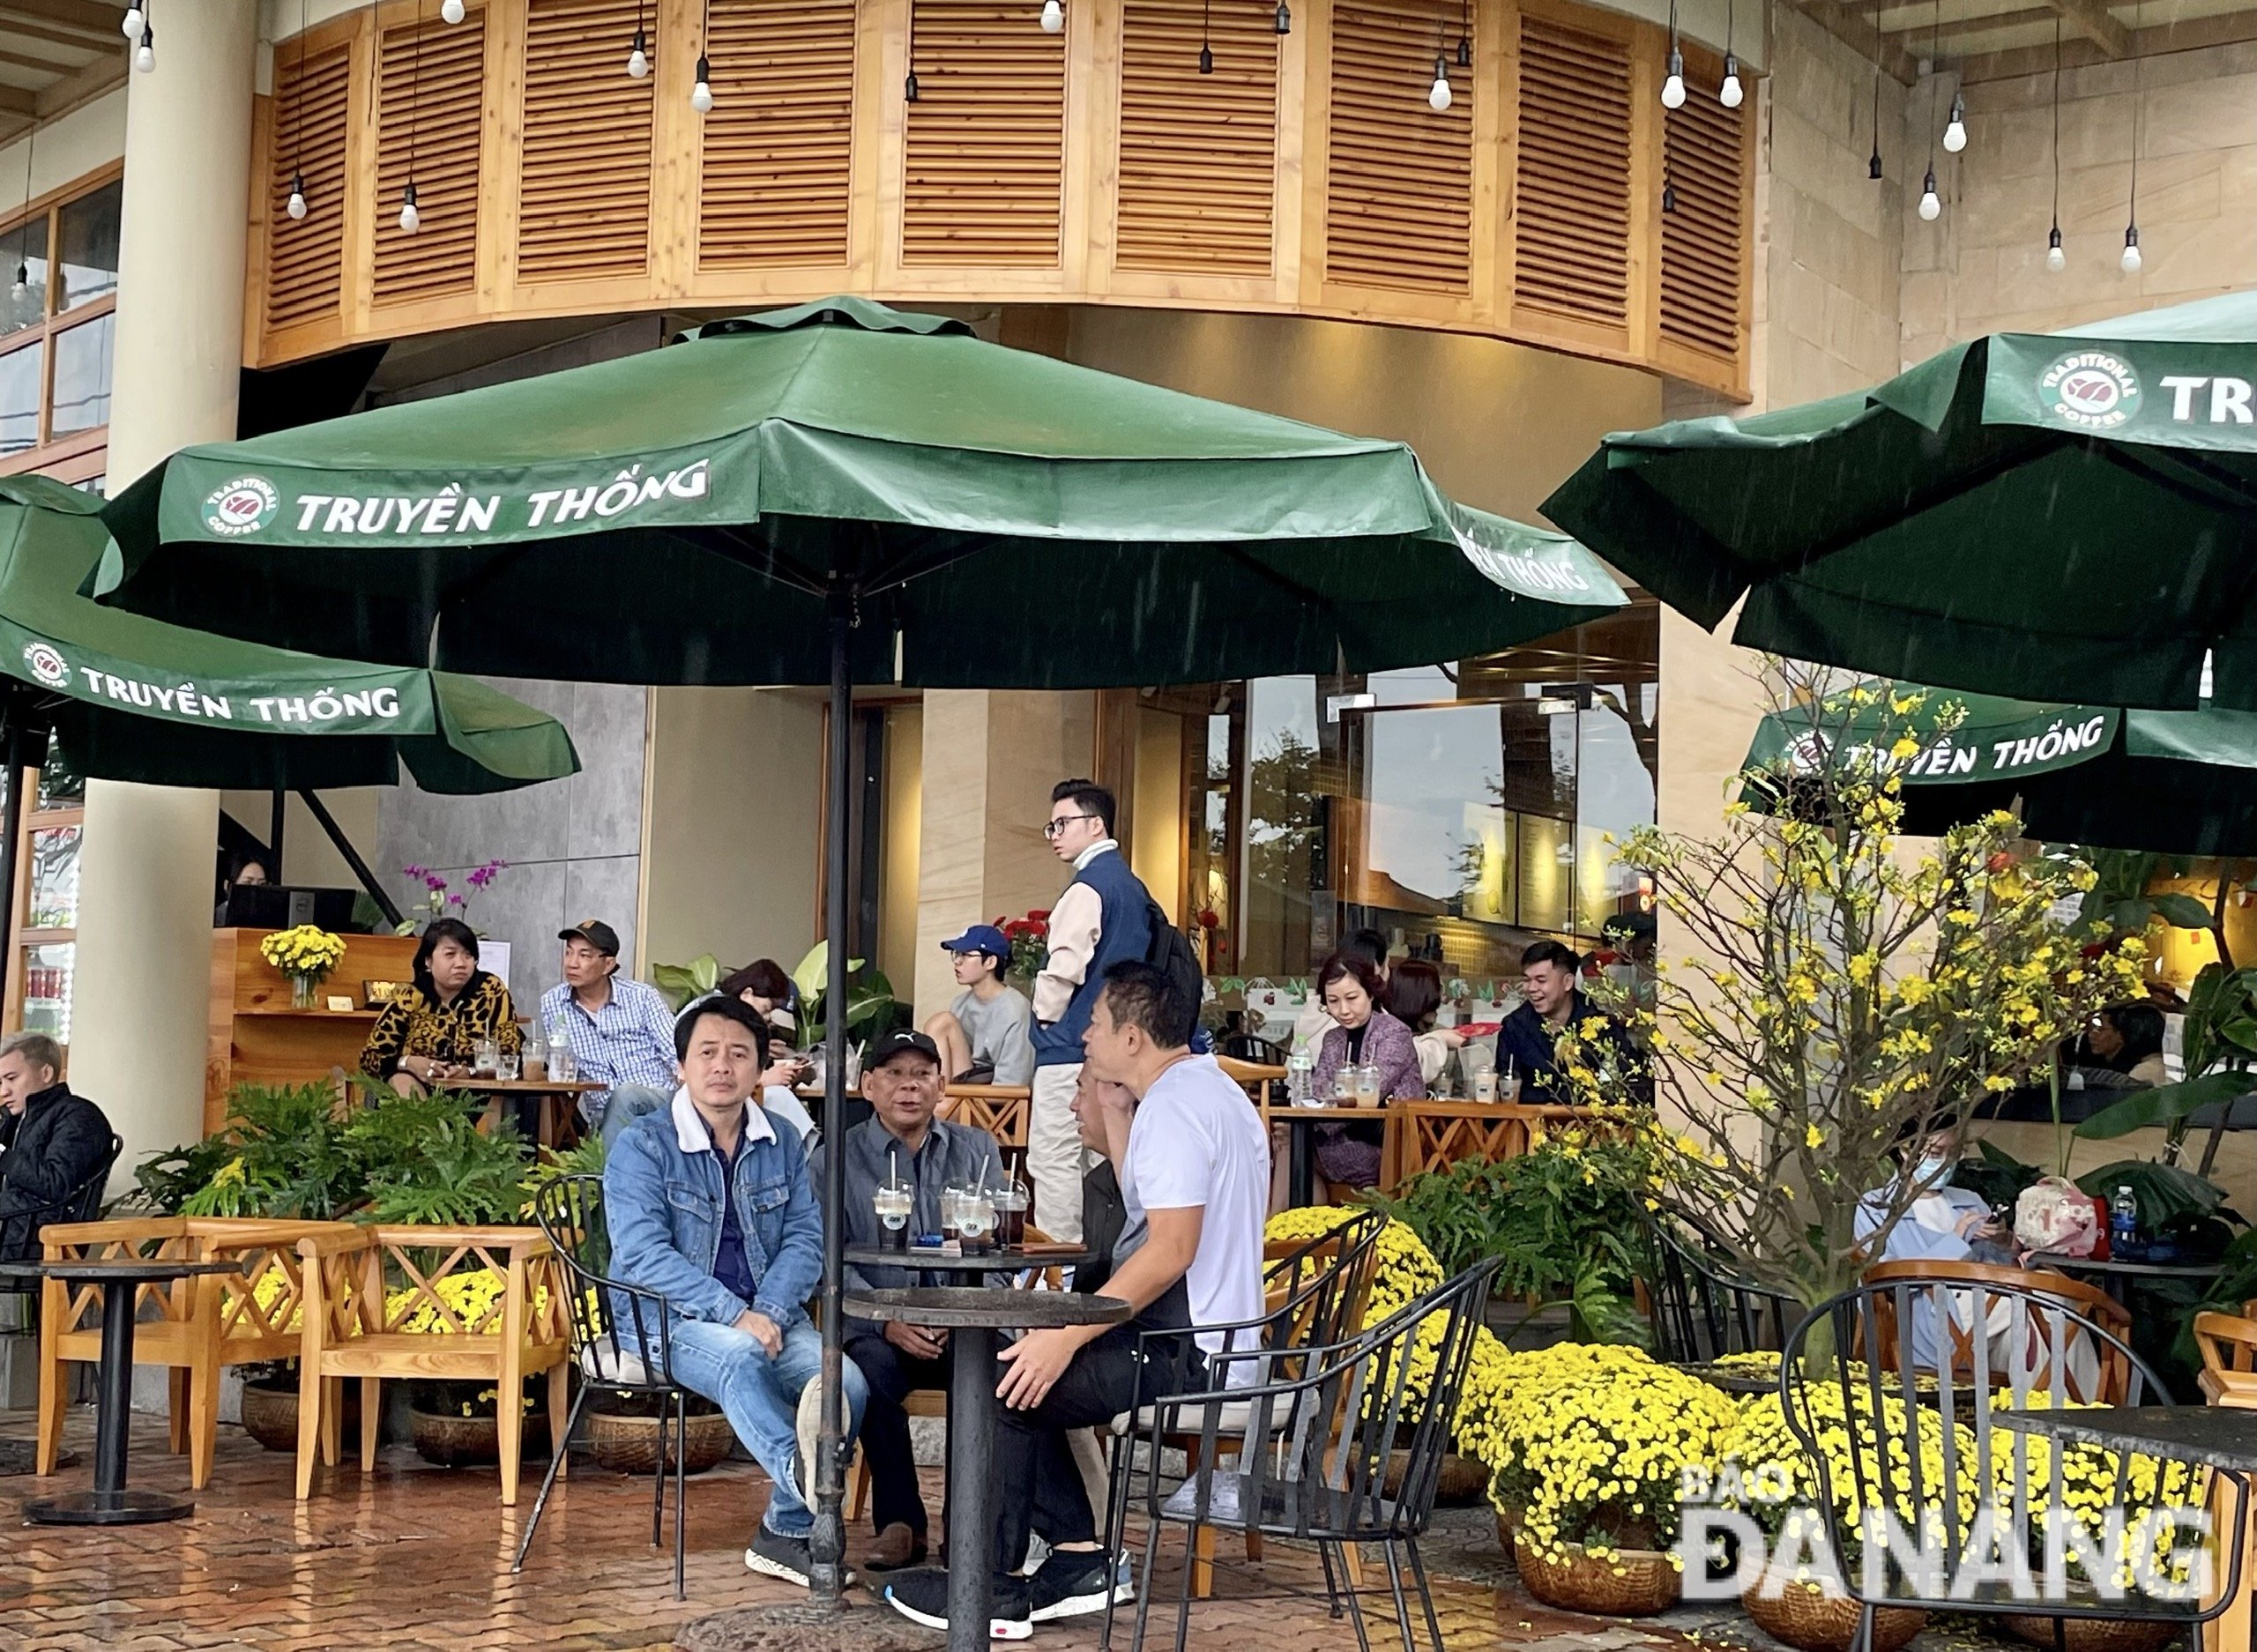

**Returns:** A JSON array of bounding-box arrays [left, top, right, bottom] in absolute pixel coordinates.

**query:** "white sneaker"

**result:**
[[793, 1381, 823, 1509]]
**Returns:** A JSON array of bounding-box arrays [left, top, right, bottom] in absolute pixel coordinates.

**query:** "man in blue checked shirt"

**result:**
[[540, 919, 680, 1150]]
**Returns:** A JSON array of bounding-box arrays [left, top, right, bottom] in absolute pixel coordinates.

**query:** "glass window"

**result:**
[[26, 822, 79, 929], [0, 214, 47, 335], [0, 339, 41, 454], [19, 940, 72, 1043], [50, 311, 110, 435], [54, 178, 119, 312]]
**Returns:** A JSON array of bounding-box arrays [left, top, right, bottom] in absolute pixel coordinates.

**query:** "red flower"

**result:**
[[1024, 908, 1051, 923], [1196, 909, 1219, 929]]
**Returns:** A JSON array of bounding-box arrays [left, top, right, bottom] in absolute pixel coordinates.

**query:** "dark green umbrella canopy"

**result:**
[[1744, 680, 2257, 855], [93, 296, 1624, 687], [1544, 291, 2257, 712], [0, 475, 578, 793]]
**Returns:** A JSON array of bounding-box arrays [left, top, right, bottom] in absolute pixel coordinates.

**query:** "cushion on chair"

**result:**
[[579, 1343, 653, 1385], [1112, 1398, 1259, 1437]]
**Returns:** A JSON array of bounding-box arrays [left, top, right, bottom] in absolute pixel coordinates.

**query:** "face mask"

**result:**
[[1912, 1155, 1953, 1188]]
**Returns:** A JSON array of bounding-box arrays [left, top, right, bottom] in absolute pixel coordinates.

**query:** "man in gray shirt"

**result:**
[[813, 1029, 1007, 1572], [922, 924, 1036, 1086]]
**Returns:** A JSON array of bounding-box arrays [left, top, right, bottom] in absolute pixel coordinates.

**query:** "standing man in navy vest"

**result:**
[[1027, 779, 1153, 1244]]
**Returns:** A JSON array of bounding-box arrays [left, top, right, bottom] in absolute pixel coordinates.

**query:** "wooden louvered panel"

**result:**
[[520, 0, 652, 281], [1660, 68, 1746, 360], [697, 0, 856, 268], [373, 10, 485, 306], [1325, 0, 1472, 295], [901, 0, 1066, 267], [267, 41, 351, 331], [1513, 13, 1631, 329], [1115, 0, 1277, 278]]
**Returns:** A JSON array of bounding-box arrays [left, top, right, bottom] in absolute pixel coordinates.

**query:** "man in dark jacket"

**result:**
[[0, 1032, 111, 1261], [1497, 940, 1650, 1105]]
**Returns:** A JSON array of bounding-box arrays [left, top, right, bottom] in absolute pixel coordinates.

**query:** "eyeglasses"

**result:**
[[1043, 813, 1098, 838]]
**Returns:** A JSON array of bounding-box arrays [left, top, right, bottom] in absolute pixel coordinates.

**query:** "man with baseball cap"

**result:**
[[922, 924, 1035, 1088], [812, 1027, 1009, 1572], [539, 919, 681, 1150]]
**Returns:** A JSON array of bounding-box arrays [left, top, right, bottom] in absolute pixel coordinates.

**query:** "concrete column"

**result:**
[[912, 692, 1094, 1023], [70, 0, 257, 1165]]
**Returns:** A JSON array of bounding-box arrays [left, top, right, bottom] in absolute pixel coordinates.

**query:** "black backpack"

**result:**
[[1141, 897, 1206, 1046]]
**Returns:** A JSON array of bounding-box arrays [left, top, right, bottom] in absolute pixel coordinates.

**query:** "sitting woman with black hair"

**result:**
[[359, 917, 521, 1095], [2076, 1001, 2170, 1090]]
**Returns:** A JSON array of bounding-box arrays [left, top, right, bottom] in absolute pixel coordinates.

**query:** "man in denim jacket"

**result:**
[[604, 993, 868, 1585]]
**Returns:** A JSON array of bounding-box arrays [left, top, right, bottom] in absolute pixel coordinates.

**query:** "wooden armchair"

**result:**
[[936, 1083, 1032, 1149], [295, 1224, 571, 1506], [37, 1217, 366, 1488], [2195, 1304, 2257, 1407], [1861, 1258, 2134, 1403]]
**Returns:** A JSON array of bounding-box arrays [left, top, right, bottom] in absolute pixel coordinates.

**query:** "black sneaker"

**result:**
[[1030, 1548, 1131, 1622], [745, 1524, 814, 1587], [883, 1566, 1033, 1641]]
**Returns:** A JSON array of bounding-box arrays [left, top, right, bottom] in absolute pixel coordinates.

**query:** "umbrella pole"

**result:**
[[0, 719, 24, 1027], [812, 591, 852, 1603]]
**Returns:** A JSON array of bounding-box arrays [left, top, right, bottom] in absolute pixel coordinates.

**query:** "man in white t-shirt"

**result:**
[[883, 959, 1270, 1642]]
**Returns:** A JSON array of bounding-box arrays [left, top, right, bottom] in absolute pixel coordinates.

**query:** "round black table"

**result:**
[[0, 1256, 244, 1524], [845, 1284, 1128, 1652]]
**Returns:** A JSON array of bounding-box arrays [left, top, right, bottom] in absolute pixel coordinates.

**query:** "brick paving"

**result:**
[[0, 1410, 1703, 1652]]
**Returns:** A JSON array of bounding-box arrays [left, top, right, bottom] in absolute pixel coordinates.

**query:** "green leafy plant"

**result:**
[[788, 940, 898, 1050], [136, 1083, 365, 1220], [651, 953, 723, 1012], [2078, 850, 2216, 937], [2079, 960, 2257, 1164], [347, 1092, 527, 1226], [1362, 1135, 1651, 1345]]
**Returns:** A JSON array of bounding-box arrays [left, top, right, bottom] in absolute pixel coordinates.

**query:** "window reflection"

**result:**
[[55, 179, 119, 311], [51, 311, 110, 435], [0, 215, 46, 335], [0, 340, 41, 453]]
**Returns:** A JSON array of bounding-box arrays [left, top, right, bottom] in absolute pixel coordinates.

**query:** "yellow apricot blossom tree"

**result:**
[[1556, 668, 2143, 1311]]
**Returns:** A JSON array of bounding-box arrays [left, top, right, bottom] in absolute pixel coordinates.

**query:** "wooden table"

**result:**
[[846, 1284, 1127, 1652], [456, 1077, 604, 1150]]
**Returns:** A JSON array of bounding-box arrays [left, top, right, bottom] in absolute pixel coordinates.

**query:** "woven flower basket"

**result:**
[[2005, 1618, 2178, 1652], [1742, 1581, 1926, 1652], [1382, 1449, 1488, 1505], [1513, 1532, 1680, 1616], [1495, 1505, 1525, 1548], [240, 1380, 359, 1455], [585, 1406, 734, 1476], [409, 1407, 551, 1468]]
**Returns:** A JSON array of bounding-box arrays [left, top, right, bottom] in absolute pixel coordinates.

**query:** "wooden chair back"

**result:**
[[2195, 1305, 2257, 1407], [1380, 1100, 1587, 1188], [938, 1084, 1031, 1147], [1862, 1257, 2134, 1405]]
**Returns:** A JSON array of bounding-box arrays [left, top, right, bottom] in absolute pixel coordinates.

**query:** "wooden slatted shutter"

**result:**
[[1512, 11, 1631, 331], [1324, 0, 1472, 296], [1658, 53, 1747, 365], [374, 9, 486, 306], [1115, 0, 1278, 278], [901, 0, 1067, 266], [520, 0, 653, 282], [267, 41, 352, 331], [697, 0, 858, 268]]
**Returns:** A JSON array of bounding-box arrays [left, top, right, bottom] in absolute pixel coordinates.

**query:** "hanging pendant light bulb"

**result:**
[[2045, 223, 2064, 272], [1456, 33, 1471, 67], [626, 26, 648, 77], [10, 264, 25, 301], [1943, 90, 1967, 153], [1918, 165, 1940, 220], [134, 19, 153, 72], [905, 69, 920, 99], [1720, 52, 1742, 108], [440, 0, 465, 23], [1869, 139, 1882, 180], [1198, 41, 1212, 71], [287, 174, 308, 220], [690, 52, 713, 111], [1661, 179, 1676, 213], [2121, 223, 2141, 273], [399, 182, 420, 234], [1661, 45, 1685, 108], [121, 4, 143, 40], [1039, 0, 1063, 31], [1428, 54, 1451, 111], [1274, 1, 1289, 31]]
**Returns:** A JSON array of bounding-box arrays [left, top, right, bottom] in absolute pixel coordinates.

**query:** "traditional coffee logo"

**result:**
[[2039, 352, 2142, 431], [21, 642, 68, 688], [204, 475, 280, 537]]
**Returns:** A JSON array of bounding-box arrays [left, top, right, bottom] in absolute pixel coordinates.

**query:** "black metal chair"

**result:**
[[0, 1133, 118, 1433], [513, 1172, 697, 1599], [1644, 1212, 1796, 1362], [1780, 1279, 2247, 1652], [1106, 1255, 1502, 1652]]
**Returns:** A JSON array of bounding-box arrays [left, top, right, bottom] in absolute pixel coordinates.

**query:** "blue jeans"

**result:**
[[595, 1083, 673, 1153], [668, 1315, 868, 1537]]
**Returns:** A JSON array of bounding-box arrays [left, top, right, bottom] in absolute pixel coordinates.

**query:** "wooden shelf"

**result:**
[[209, 928, 423, 1135], [238, 1007, 384, 1020]]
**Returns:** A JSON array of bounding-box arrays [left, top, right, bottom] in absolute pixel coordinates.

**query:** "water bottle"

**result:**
[[2110, 1186, 2139, 1257], [1286, 1047, 1315, 1107]]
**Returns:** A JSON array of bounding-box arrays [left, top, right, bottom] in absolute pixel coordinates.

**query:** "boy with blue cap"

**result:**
[[923, 923, 1035, 1087]]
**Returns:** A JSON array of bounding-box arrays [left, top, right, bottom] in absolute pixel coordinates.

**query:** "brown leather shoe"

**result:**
[[866, 1522, 927, 1573]]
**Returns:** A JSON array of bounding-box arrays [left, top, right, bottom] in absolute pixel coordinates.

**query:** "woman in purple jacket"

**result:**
[[1309, 952, 1426, 1190]]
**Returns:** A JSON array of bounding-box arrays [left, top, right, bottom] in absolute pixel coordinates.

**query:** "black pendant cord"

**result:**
[[293, 0, 309, 206], [2127, 45, 2142, 229], [1928, 0, 1940, 174], [1456, 0, 1470, 67], [2051, 19, 2061, 235], [1867, 0, 1882, 179], [409, 0, 423, 205], [15, 123, 32, 293], [905, 0, 918, 100], [1199, 0, 1211, 72]]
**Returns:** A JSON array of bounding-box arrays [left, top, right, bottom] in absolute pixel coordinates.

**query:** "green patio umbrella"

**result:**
[[0, 474, 579, 1008], [1543, 291, 2257, 712], [1742, 681, 2257, 856], [87, 295, 1625, 1611]]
